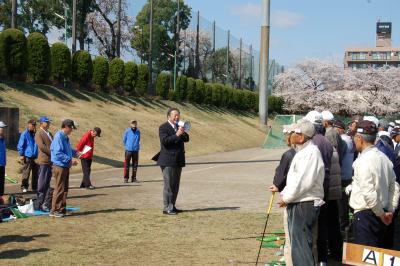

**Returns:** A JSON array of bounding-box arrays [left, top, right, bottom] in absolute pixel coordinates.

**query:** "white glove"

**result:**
[[345, 184, 352, 196]]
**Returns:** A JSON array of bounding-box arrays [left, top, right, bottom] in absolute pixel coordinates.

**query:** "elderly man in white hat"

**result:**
[[279, 119, 325, 266], [269, 123, 296, 266]]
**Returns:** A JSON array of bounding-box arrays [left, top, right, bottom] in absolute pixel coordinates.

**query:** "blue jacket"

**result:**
[[51, 130, 76, 168], [0, 138, 6, 166], [17, 129, 38, 158], [123, 128, 140, 152]]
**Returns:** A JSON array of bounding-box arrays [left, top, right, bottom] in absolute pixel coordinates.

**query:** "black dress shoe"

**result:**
[[173, 208, 183, 213], [163, 210, 177, 215]]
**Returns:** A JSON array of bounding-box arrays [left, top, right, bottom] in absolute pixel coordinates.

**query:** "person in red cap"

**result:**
[[76, 127, 101, 189]]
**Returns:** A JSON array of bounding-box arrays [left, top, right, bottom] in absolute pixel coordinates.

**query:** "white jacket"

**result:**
[[282, 141, 325, 204], [350, 146, 400, 216]]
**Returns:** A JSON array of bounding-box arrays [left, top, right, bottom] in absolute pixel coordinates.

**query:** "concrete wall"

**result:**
[[0, 107, 19, 147]]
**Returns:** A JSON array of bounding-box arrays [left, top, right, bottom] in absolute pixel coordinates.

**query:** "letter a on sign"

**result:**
[[363, 249, 381, 265]]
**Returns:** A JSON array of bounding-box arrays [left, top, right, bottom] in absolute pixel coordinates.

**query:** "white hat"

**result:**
[[304, 111, 323, 124], [294, 120, 316, 138], [0, 121, 7, 128], [395, 120, 400, 125], [282, 124, 295, 134], [364, 116, 379, 127], [321, 110, 334, 121]]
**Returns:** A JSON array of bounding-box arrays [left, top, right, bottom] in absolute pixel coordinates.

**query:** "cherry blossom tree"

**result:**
[[274, 58, 400, 115], [86, 0, 134, 59]]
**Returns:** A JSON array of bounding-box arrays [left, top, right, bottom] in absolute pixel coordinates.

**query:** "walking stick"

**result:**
[[255, 192, 276, 265]]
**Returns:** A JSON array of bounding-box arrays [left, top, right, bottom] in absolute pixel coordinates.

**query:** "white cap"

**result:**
[[364, 116, 379, 127], [0, 121, 7, 128], [321, 111, 334, 121], [282, 124, 295, 134], [294, 120, 316, 138], [304, 111, 323, 124], [395, 120, 400, 125]]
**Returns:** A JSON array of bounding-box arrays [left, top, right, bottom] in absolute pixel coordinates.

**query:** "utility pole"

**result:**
[[259, 0, 271, 127], [116, 0, 122, 57], [11, 0, 17, 28], [148, 0, 154, 95], [72, 0, 77, 53]]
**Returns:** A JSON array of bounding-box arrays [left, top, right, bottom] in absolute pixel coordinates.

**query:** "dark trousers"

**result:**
[[353, 209, 386, 248], [51, 166, 69, 214], [124, 151, 139, 181], [317, 200, 343, 262], [382, 209, 399, 249], [0, 166, 4, 196], [338, 180, 352, 232], [21, 157, 39, 190], [80, 158, 92, 187], [287, 201, 319, 266], [161, 166, 182, 212], [37, 164, 52, 207]]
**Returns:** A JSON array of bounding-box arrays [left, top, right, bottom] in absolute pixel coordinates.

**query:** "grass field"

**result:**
[[0, 81, 265, 182]]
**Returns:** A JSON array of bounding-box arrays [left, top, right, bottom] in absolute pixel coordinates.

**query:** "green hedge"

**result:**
[[268, 96, 284, 114], [124, 61, 138, 93], [204, 83, 213, 104], [50, 42, 71, 83], [27, 32, 50, 83], [107, 57, 124, 89], [136, 64, 149, 96], [0, 28, 27, 77], [194, 79, 205, 104], [72, 50, 92, 86], [92, 56, 109, 89], [175, 75, 187, 102], [186, 77, 196, 102], [156, 72, 171, 99]]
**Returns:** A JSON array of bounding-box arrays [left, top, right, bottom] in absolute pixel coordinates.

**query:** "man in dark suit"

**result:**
[[157, 108, 189, 215]]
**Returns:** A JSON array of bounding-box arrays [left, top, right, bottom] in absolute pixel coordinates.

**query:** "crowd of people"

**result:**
[[270, 111, 400, 266], [0, 107, 189, 218]]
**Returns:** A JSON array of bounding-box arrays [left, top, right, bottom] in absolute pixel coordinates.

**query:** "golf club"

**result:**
[[255, 191, 276, 265]]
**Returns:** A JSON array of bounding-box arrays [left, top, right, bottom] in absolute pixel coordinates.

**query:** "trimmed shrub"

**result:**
[[27, 32, 50, 83], [124, 61, 138, 93], [204, 83, 213, 104], [224, 85, 235, 108], [136, 64, 149, 96], [168, 89, 175, 101], [268, 95, 284, 114], [72, 50, 92, 87], [0, 28, 27, 77], [175, 75, 187, 101], [156, 72, 171, 99], [186, 77, 196, 102], [107, 57, 124, 90], [211, 83, 224, 106], [92, 56, 109, 90], [194, 79, 205, 104], [50, 42, 71, 83]]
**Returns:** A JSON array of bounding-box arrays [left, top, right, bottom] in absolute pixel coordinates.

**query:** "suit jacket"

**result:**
[[156, 121, 189, 167], [35, 128, 53, 164]]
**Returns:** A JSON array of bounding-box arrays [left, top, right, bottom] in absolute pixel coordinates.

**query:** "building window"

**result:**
[[350, 52, 367, 60]]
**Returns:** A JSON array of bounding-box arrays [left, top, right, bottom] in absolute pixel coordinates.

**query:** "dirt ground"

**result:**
[[1, 148, 285, 265]]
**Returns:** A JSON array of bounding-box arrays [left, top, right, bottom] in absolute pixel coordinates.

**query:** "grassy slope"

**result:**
[[0, 81, 265, 180]]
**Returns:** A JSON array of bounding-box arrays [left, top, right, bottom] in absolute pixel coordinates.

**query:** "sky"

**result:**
[[129, 0, 400, 67]]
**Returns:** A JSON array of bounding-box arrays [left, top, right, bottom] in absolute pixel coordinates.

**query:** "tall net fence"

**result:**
[[263, 115, 303, 149]]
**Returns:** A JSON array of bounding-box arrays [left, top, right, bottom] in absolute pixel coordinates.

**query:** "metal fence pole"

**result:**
[[116, 0, 122, 57], [148, 0, 154, 95], [249, 45, 253, 90], [195, 11, 200, 79], [226, 30, 230, 85], [72, 0, 77, 53], [239, 38, 242, 89], [212, 20, 216, 83]]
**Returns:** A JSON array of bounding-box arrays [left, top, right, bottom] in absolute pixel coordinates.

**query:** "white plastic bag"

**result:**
[[18, 199, 35, 214]]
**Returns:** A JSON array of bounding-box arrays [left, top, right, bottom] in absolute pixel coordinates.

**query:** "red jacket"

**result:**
[[76, 131, 95, 159]]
